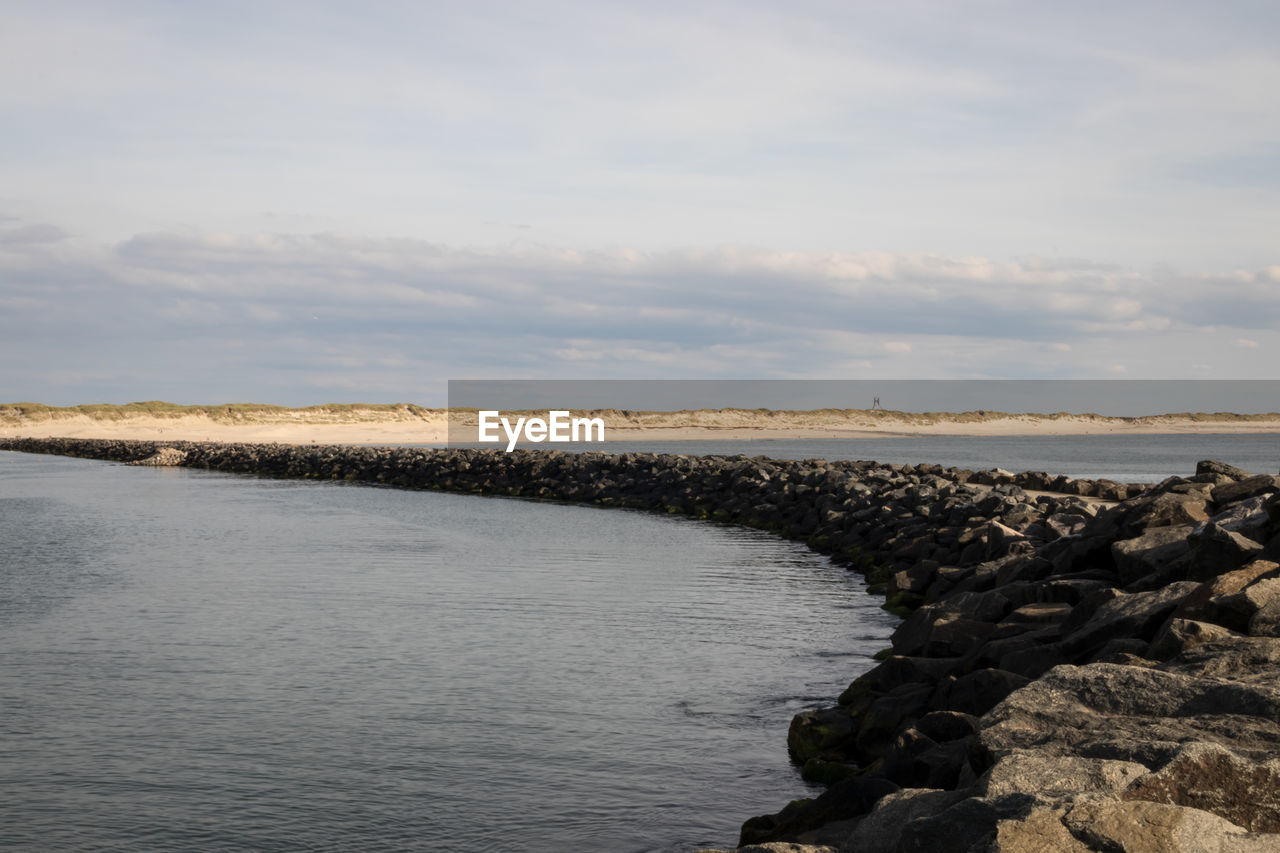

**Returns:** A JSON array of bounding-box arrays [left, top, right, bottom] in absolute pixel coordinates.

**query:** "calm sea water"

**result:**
[[4, 434, 1276, 851], [453, 433, 1280, 483], [0, 451, 897, 853]]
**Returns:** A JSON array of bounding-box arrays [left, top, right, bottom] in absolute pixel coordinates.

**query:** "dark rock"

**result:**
[[1174, 560, 1280, 629], [839, 788, 970, 853], [913, 710, 978, 743], [1162, 637, 1280, 685], [889, 562, 938, 596], [1111, 525, 1195, 586], [1196, 459, 1253, 480], [1251, 596, 1280, 637], [896, 793, 1040, 853], [789, 706, 856, 764], [1126, 491, 1211, 530], [1211, 474, 1280, 507], [855, 682, 935, 759], [838, 656, 966, 705], [998, 640, 1073, 680], [923, 616, 998, 657], [1058, 582, 1200, 657], [1043, 513, 1087, 539], [738, 777, 900, 846], [1188, 522, 1265, 579], [999, 601, 1071, 626], [933, 669, 1031, 717], [1090, 637, 1155, 663], [1211, 577, 1280, 635], [1205, 494, 1274, 539], [1146, 617, 1241, 662]]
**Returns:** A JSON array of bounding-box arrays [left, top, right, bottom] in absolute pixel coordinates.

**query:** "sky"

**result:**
[[2, 0, 1278, 406]]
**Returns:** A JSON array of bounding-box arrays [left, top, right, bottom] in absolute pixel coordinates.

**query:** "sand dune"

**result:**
[[3, 403, 1280, 445]]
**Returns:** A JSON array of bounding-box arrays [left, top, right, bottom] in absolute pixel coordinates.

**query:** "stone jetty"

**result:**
[[3, 437, 1279, 852]]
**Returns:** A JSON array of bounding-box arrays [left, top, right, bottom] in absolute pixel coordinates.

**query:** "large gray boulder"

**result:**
[[1146, 617, 1241, 661], [1122, 741, 1280, 833], [1212, 474, 1280, 507], [1189, 522, 1265, 580], [1062, 796, 1276, 853], [978, 750, 1147, 798], [980, 662, 1280, 766], [1196, 460, 1253, 480], [838, 788, 970, 853], [1057, 582, 1200, 658]]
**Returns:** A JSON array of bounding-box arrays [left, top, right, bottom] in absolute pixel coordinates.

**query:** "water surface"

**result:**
[[0, 451, 896, 852]]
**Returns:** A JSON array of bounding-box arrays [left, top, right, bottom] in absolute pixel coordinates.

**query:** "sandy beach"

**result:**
[[4, 403, 1280, 445]]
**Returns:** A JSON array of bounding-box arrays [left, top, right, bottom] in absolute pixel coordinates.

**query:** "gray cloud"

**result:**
[[1, 229, 1277, 405], [0, 223, 69, 245]]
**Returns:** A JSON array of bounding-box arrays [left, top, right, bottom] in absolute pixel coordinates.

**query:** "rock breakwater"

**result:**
[[3, 437, 1279, 852]]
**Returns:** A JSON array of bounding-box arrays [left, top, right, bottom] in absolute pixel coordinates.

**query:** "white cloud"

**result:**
[[883, 341, 912, 354], [1236, 338, 1259, 348], [1, 4, 1278, 271]]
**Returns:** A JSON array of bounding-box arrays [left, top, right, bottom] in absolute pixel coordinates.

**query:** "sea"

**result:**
[[1, 434, 1276, 851]]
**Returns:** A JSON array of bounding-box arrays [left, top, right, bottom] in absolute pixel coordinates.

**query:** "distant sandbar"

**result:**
[[3, 402, 1280, 445]]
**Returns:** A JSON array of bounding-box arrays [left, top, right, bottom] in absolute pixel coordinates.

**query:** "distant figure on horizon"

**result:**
[[872, 397, 880, 410]]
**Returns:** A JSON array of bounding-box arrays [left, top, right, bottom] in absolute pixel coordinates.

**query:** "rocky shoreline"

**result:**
[[3, 437, 1279, 852]]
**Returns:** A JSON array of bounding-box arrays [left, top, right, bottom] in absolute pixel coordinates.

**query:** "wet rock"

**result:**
[[789, 706, 857, 764], [738, 777, 900, 847]]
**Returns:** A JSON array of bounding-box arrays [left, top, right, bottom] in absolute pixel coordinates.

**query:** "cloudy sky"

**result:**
[[2, 0, 1278, 405]]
